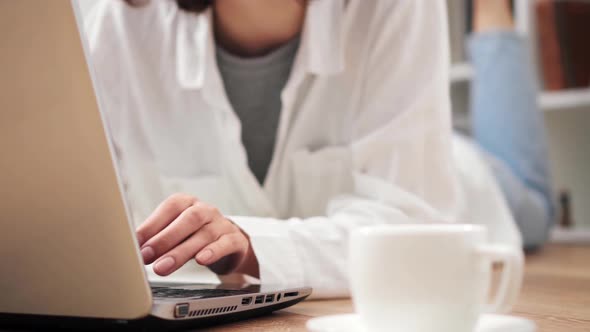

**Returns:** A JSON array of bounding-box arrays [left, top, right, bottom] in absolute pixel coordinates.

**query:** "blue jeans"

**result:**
[[467, 31, 555, 249]]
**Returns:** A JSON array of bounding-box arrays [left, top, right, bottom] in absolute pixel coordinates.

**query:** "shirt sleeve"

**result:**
[[231, 0, 460, 299]]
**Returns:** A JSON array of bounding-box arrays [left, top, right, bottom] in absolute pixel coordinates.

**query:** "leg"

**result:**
[[468, 0, 555, 249]]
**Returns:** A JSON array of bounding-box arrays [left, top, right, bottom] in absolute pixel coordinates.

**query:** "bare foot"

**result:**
[[473, 0, 514, 32]]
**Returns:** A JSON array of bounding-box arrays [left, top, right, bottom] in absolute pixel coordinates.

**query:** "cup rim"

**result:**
[[354, 223, 486, 236]]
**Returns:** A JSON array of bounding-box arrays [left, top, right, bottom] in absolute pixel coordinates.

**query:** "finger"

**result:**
[[151, 223, 222, 276], [195, 232, 247, 267], [135, 193, 197, 247], [142, 202, 218, 264]]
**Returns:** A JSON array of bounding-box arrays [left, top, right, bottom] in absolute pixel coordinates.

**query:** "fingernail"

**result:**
[[196, 249, 213, 264], [136, 233, 144, 245], [141, 246, 154, 263], [154, 256, 175, 275]]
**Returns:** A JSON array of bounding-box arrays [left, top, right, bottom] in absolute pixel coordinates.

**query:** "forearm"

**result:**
[[230, 175, 450, 298]]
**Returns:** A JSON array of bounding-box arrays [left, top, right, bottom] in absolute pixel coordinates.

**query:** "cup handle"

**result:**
[[476, 244, 524, 313]]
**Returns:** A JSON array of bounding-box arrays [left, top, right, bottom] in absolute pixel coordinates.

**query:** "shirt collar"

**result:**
[[174, 0, 346, 91], [303, 0, 345, 75]]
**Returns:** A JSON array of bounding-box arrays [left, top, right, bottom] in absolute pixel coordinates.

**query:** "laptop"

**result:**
[[0, 0, 311, 329]]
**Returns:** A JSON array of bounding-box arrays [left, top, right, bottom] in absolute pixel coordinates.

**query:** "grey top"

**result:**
[[216, 36, 300, 185]]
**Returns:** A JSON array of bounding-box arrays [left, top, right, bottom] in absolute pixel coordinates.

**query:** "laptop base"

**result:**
[[0, 295, 307, 331]]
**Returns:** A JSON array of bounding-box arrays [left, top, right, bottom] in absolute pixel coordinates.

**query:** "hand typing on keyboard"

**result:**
[[135, 194, 259, 278]]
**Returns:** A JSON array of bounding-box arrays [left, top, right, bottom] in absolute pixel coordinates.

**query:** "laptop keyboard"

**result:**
[[151, 286, 250, 299]]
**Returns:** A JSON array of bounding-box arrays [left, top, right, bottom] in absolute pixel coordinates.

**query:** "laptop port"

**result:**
[[174, 303, 190, 318], [265, 294, 275, 303], [241, 297, 252, 305], [254, 295, 264, 304], [284, 291, 299, 298]]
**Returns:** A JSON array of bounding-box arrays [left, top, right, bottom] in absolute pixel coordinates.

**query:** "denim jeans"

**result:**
[[467, 31, 555, 249]]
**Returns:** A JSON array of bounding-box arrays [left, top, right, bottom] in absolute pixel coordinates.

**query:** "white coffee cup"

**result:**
[[349, 224, 523, 332]]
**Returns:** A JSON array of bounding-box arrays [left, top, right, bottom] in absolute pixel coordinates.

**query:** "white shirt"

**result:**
[[84, 0, 520, 298]]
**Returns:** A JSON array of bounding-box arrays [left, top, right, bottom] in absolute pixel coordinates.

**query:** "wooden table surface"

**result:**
[[206, 244, 590, 332]]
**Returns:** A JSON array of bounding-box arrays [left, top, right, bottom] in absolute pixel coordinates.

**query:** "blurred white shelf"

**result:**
[[550, 226, 590, 244], [450, 63, 474, 83], [539, 88, 590, 111]]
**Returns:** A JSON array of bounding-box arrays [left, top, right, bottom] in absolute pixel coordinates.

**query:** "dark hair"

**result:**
[[124, 0, 212, 14]]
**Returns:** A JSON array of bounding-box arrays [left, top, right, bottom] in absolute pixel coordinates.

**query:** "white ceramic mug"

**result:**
[[349, 224, 523, 332]]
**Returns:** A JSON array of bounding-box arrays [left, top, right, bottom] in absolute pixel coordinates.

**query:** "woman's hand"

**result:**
[[135, 194, 259, 277]]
